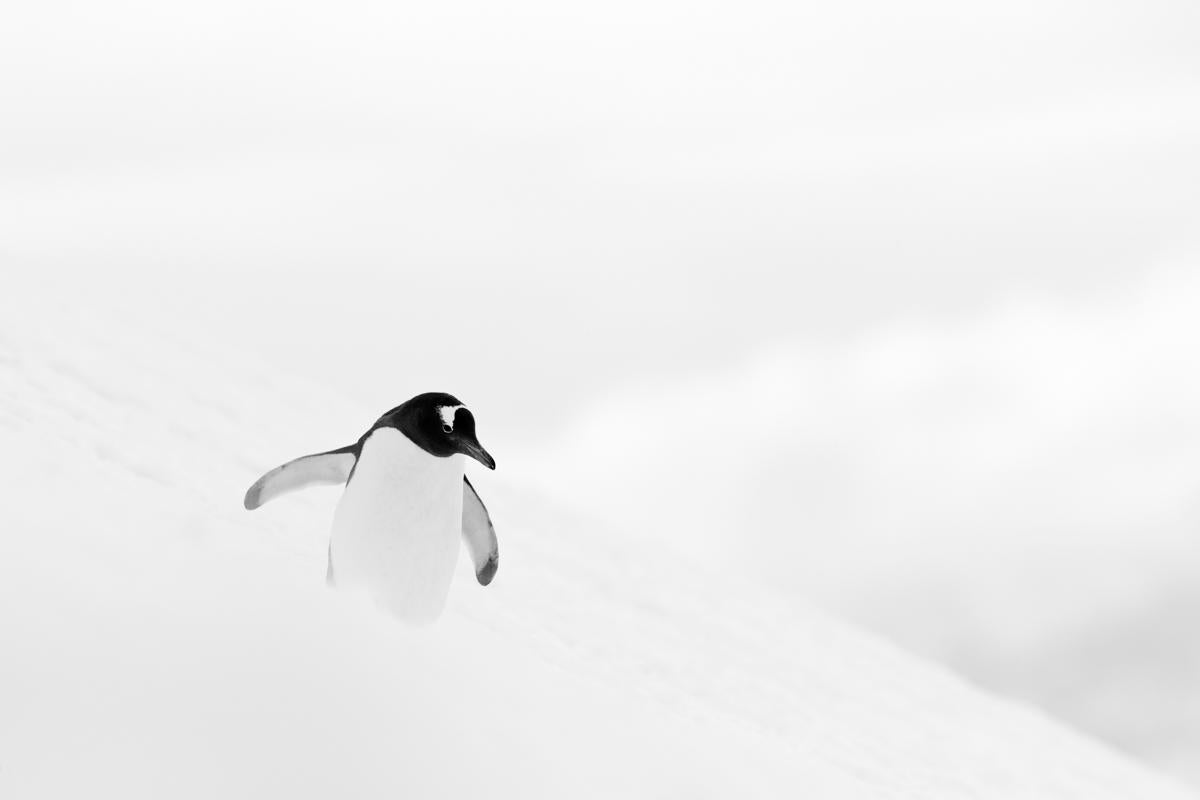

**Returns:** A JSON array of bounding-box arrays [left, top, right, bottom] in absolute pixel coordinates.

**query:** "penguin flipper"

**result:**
[[243, 445, 358, 510], [461, 476, 499, 586]]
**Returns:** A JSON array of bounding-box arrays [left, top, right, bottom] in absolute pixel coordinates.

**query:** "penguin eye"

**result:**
[[442, 424, 453, 433]]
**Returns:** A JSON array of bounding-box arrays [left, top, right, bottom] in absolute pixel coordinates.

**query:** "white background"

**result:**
[[3, 0, 1199, 790]]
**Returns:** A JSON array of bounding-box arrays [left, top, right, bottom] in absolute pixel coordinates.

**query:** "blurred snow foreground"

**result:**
[[0, 299, 1192, 800]]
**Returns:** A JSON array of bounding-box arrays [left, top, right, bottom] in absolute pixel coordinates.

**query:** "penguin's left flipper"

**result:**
[[244, 445, 358, 510], [462, 476, 499, 585]]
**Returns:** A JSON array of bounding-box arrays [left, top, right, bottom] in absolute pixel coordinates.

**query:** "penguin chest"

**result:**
[[329, 427, 464, 622]]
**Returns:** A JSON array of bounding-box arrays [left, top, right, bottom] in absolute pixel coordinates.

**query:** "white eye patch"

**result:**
[[437, 404, 465, 431]]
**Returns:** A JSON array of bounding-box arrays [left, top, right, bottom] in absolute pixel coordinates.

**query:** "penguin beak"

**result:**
[[461, 438, 496, 470]]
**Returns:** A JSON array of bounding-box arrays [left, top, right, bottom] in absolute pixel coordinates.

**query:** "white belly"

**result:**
[[329, 427, 464, 624]]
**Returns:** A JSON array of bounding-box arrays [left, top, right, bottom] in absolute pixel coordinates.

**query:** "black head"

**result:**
[[372, 392, 496, 469]]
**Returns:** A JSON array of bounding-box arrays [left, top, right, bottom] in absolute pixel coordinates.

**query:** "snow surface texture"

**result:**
[[1, 291, 1195, 799]]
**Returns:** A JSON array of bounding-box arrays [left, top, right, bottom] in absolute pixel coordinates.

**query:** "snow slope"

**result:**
[[0, 287, 1193, 799]]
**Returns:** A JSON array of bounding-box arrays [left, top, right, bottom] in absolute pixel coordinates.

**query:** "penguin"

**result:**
[[243, 392, 498, 623]]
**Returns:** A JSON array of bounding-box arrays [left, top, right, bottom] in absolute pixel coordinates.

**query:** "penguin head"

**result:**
[[379, 392, 496, 469]]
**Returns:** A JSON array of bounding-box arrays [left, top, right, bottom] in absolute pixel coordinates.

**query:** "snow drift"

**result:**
[[0, 287, 1193, 799]]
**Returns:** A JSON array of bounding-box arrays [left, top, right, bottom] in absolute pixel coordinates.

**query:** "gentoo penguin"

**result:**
[[243, 392, 498, 623]]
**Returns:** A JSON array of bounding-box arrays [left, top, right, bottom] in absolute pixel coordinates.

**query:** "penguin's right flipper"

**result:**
[[461, 476, 499, 585], [243, 445, 358, 510]]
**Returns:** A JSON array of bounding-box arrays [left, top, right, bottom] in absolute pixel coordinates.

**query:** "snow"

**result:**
[[529, 264, 1200, 780], [1, 282, 1194, 799]]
